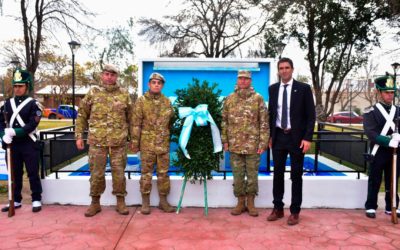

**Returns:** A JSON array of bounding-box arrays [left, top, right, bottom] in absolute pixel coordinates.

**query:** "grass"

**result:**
[[38, 120, 72, 130]]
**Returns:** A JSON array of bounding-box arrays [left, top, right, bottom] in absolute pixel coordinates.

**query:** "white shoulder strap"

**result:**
[[9, 97, 37, 142], [371, 103, 396, 156]]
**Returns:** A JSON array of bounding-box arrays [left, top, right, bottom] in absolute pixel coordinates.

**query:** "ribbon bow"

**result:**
[[178, 104, 222, 159]]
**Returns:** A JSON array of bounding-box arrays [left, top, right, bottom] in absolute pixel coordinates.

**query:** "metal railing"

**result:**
[[40, 123, 369, 180]]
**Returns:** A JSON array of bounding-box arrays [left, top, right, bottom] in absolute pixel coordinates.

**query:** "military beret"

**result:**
[[149, 72, 165, 83], [375, 75, 396, 92], [237, 70, 251, 79], [103, 64, 119, 74]]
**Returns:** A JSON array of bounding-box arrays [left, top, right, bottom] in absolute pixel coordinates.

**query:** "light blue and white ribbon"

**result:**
[[178, 104, 222, 159]]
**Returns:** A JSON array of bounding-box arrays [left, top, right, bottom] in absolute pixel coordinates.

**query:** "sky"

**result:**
[[0, 0, 399, 79]]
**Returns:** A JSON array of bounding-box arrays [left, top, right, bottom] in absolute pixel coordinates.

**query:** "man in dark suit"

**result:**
[[267, 57, 315, 225]]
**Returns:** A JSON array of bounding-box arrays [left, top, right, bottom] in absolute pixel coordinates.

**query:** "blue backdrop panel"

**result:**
[[141, 59, 272, 171], [142, 61, 271, 101]]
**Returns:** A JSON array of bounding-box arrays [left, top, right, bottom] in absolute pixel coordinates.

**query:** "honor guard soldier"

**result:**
[[131, 72, 175, 215], [0, 68, 43, 213], [364, 75, 400, 219], [75, 64, 132, 217], [221, 70, 269, 217]]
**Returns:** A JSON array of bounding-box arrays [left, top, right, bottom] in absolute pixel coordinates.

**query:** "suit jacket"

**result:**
[[268, 80, 316, 147]]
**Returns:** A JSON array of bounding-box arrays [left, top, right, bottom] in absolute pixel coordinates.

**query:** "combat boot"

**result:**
[[116, 196, 129, 215], [247, 194, 259, 217], [141, 194, 151, 215], [159, 195, 174, 213], [85, 196, 101, 217], [231, 196, 246, 215]]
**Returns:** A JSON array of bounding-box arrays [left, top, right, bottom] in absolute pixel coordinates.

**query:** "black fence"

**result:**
[[40, 123, 369, 180], [40, 126, 88, 178], [317, 123, 368, 168]]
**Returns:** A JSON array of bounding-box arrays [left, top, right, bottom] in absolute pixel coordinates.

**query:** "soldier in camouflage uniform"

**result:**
[[221, 70, 269, 217], [75, 64, 132, 217], [131, 72, 175, 215]]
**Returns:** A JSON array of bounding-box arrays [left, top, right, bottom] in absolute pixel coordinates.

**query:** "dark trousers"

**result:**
[[365, 149, 399, 211], [8, 140, 42, 203], [272, 129, 304, 214]]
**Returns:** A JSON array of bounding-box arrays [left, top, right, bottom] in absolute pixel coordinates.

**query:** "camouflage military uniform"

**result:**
[[131, 91, 174, 195], [221, 86, 269, 196], [75, 84, 132, 197]]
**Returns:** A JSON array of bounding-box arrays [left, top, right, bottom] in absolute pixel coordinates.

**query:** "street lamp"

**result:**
[[349, 82, 353, 126], [275, 41, 286, 82], [10, 58, 20, 68], [392, 62, 400, 85], [68, 40, 81, 126]]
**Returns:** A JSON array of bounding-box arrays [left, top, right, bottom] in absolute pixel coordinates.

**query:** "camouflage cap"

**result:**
[[237, 70, 251, 79], [375, 75, 396, 92], [103, 64, 119, 74], [149, 72, 165, 83]]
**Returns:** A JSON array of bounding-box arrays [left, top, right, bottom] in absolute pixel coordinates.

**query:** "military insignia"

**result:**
[[14, 70, 22, 82], [387, 78, 394, 88], [36, 110, 42, 116], [36, 101, 44, 111]]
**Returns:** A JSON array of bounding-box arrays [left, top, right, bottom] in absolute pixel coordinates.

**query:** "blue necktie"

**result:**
[[281, 84, 288, 129]]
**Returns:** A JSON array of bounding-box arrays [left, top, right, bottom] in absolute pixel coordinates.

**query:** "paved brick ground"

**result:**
[[0, 205, 399, 250]]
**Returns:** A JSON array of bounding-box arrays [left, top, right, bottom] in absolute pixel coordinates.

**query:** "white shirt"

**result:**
[[276, 78, 293, 129]]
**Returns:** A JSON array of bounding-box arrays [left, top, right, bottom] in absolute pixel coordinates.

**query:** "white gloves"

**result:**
[[2, 135, 12, 144], [4, 128, 16, 137], [392, 133, 400, 141], [389, 139, 399, 148]]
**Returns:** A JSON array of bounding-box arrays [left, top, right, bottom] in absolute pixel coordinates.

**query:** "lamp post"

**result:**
[[349, 82, 353, 126], [10, 58, 20, 68], [275, 41, 286, 82], [68, 40, 81, 126], [392, 62, 400, 87]]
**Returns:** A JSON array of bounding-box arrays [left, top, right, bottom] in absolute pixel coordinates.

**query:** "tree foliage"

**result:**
[[14, 0, 95, 94], [138, 0, 272, 58], [171, 79, 223, 182], [87, 18, 135, 70], [262, 0, 390, 121]]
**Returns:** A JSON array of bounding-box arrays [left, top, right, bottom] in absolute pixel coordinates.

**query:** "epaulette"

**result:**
[[364, 106, 374, 113], [35, 101, 44, 111]]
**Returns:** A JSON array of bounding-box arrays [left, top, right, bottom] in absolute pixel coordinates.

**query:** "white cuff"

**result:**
[[389, 139, 399, 148]]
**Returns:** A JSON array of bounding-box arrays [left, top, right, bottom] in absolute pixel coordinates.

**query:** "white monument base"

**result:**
[[42, 174, 368, 209]]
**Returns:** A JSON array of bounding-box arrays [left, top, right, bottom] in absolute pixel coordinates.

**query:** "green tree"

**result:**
[[88, 18, 135, 70], [261, 0, 391, 120]]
